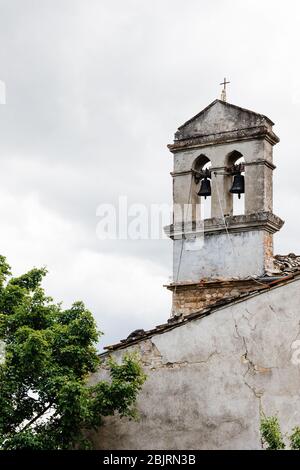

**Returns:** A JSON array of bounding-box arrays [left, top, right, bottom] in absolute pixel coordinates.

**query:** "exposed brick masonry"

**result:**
[[167, 279, 267, 316]]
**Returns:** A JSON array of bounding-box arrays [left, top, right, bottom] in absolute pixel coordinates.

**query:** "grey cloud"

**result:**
[[0, 0, 299, 347]]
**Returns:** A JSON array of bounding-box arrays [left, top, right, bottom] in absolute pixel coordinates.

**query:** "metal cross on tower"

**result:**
[[220, 77, 230, 102]]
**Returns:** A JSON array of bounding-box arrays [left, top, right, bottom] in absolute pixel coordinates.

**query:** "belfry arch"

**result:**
[[226, 150, 245, 215], [192, 154, 212, 220]]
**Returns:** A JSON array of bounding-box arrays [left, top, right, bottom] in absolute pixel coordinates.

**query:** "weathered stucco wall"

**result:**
[[173, 229, 266, 281], [169, 213, 282, 283], [89, 279, 300, 450]]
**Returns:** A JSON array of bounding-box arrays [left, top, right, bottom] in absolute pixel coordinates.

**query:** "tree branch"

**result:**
[[20, 401, 54, 433]]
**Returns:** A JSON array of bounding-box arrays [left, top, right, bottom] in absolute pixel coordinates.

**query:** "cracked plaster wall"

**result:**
[[89, 279, 300, 449], [173, 228, 275, 281]]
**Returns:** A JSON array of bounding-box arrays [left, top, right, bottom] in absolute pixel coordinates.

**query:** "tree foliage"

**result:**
[[290, 426, 300, 450], [260, 415, 300, 450], [260, 416, 285, 450], [0, 256, 146, 449]]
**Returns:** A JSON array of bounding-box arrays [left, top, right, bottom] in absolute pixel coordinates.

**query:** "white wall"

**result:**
[[89, 278, 300, 449]]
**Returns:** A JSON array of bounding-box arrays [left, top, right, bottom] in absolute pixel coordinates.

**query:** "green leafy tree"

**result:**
[[0, 256, 146, 450]]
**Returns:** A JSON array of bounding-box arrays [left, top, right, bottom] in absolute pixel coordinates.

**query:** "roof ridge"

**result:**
[[101, 272, 300, 354]]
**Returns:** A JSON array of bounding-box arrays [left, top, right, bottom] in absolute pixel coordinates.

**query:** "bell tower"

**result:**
[[165, 99, 284, 316]]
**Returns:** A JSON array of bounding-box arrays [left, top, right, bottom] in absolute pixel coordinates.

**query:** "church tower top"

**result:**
[[165, 99, 284, 316], [172, 99, 277, 146]]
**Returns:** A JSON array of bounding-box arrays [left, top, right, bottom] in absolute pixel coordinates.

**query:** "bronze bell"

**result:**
[[230, 173, 245, 199], [197, 177, 211, 199]]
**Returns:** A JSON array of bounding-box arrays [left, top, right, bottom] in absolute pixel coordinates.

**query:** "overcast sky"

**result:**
[[0, 0, 300, 349]]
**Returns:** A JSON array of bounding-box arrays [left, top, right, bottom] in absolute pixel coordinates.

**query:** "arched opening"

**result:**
[[226, 151, 245, 216], [193, 154, 212, 220]]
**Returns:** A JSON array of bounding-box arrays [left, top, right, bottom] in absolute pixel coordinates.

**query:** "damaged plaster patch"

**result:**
[[136, 338, 219, 371], [162, 350, 220, 370], [233, 316, 275, 377], [241, 339, 274, 377], [231, 315, 265, 422]]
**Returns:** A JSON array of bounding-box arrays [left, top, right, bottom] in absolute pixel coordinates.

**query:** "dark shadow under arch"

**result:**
[[193, 154, 211, 172], [192, 154, 212, 220], [225, 151, 245, 215], [226, 150, 244, 167]]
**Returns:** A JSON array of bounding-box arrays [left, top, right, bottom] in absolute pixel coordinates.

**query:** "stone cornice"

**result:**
[[168, 126, 280, 153], [165, 278, 266, 291], [244, 159, 276, 170], [164, 212, 284, 239]]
